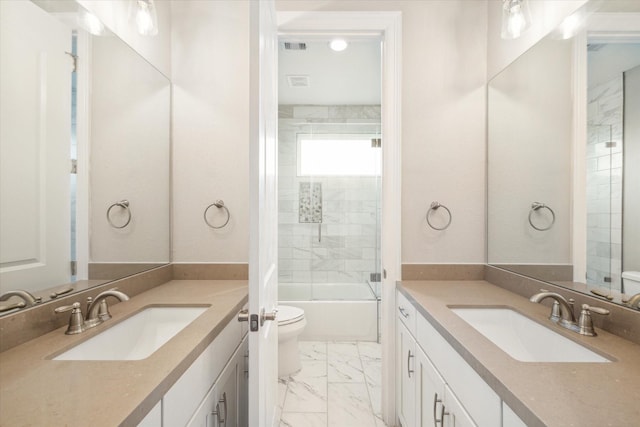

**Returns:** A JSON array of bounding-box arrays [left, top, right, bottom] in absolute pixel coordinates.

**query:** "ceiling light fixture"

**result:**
[[559, 13, 581, 40], [132, 0, 158, 36], [501, 0, 531, 40], [329, 39, 348, 52], [77, 9, 106, 36]]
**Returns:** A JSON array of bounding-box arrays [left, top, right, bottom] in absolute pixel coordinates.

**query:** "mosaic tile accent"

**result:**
[[299, 182, 323, 223]]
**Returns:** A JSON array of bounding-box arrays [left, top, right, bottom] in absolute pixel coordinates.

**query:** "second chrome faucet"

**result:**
[[55, 289, 130, 335], [530, 290, 610, 337]]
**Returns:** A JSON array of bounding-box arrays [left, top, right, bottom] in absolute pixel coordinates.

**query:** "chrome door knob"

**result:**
[[260, 308, 278, 326], [237, 309, 249, 322]]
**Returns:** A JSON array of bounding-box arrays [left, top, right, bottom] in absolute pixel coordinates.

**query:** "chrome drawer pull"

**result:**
[[398, 306, 410, 318], [433, 393, 442, 426], [407, 349, 414, 378]]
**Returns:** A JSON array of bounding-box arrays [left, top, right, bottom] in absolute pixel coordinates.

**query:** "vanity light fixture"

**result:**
[[329, 38, 349, 52], [559, 13, 582, 40], [77, 9, 105, 36], [501, 0, 531, 40], [132, 0, 158, 36]]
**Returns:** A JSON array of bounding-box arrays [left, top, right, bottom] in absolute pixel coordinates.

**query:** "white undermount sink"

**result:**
[[53, 306, 208, 361], [450, 307, 610, 363]]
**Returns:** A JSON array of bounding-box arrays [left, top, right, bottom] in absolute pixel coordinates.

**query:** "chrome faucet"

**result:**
[[529, 291, 576, 328], [0, 290, 42, 307], [85, 289, 130, 328], [54, 289, 129, 334], [623, 293, 640, 310], [530, 290, 610, 336]]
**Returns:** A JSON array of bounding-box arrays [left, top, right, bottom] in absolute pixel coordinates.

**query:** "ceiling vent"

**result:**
[[286, 75, 310, 88], [283, 42, 307, 50]]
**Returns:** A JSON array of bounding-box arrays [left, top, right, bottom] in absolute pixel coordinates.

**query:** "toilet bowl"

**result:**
[[622, 271, 640, 295], [277, 305, 306, 377]]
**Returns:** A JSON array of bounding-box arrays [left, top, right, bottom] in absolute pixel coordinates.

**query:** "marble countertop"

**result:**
[[0, 280, 248, 427], [399, 280, 640, 427]]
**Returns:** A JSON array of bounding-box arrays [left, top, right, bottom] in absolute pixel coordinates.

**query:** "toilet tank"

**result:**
[[622, 271, 640, 295]]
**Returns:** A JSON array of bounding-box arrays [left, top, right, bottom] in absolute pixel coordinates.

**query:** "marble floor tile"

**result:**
[[280, 412, 327, 427], [278, 378, 289, 410], [362, 360, 381, 388], [283, 377, 328, 413], [328, 382, 376, 427], [327, 342, 360, 360], [299, 341, 327, 361], [358, 341, 382, 361], [328, 357, 365, 383], [291, 360, 327, 380], [280, 341, 388, 427], [367, 384, 382, 417]]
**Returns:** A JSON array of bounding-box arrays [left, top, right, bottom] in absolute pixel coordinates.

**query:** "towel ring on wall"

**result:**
[[107, 200, 132, 229], [204, 200, 231, 229], [426, 201, 452, 231], [528, 202, 555, 231]]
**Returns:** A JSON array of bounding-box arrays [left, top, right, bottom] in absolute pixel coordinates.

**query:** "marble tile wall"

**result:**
[[586, 77, 623, 290], [278, 105, 381, 287]]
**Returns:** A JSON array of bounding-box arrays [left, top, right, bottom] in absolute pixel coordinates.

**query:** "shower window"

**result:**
[[297, 133, 381, 176]]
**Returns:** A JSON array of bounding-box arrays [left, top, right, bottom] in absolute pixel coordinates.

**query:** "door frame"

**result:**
[[277, 11, 402, 425]]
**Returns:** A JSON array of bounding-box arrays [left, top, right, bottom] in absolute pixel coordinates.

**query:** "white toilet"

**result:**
[[622, 271, 640, 295], [277, 305, 306, 377]]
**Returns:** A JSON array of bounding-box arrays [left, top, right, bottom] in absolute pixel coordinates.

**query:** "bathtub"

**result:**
[[279, 282, 379, 342]]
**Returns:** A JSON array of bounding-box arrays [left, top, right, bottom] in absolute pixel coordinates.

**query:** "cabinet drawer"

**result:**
[[416, 314, 500, 427], [397, 290, 417, 335], [163, 316, 242, 427]]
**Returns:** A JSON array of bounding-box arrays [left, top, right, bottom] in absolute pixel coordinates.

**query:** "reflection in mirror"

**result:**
[[0, 1, 170, 315], [487, 0, 640, 309]]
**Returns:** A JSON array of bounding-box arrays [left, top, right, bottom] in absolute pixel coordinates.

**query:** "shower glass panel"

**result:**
[[278, 106, 381, 302]]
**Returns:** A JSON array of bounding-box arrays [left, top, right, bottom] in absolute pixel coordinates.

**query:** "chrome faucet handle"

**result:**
[[578, 304, 610, 337], [54, 302, 85, 335]]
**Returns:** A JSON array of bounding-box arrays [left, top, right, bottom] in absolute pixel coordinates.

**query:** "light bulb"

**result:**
[[134, 0, 158, 36], [560, 14, 581, 40], [501, 0, 531, 40], [78, 9, 105, 36], [329, 39, 348, 52]]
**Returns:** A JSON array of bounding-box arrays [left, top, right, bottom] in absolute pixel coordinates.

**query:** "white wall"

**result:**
[[170, 1, 250, 263], [487, 0, 587, 80], [90, 36, 171, 263], [277, 0, 488, 264], [77, 0, 172, 77], [488, 37, 573, 265]]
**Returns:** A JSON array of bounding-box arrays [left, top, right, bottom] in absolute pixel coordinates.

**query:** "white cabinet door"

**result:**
[[398, 322, 416, 427], [186, 350, 240, 427], [415, 348, 446, 427], [443, 385, 476, 427], [238, 338, 249, 427]]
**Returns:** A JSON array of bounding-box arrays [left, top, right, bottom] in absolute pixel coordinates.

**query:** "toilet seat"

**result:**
[[278, 305, 304, 326]]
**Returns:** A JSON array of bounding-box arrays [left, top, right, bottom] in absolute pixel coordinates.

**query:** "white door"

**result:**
[[248, 0, 279, 426], [0, 1, 72, 294]]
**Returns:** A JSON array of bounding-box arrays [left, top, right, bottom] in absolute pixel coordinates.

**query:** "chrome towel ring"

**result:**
[[426, 201, 452, 231], [107, 200, 132, 229], [528, 202, 555, 231], [204, 200, 231, 229]]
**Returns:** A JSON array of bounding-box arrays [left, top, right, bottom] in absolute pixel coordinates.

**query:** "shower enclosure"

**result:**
[[277, 105, 382, 341]]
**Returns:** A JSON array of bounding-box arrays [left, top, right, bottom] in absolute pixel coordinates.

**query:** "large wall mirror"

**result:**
[[488, 0, 640, 309], [0, 0, 170, 315]]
